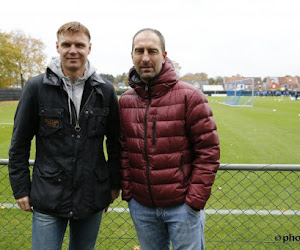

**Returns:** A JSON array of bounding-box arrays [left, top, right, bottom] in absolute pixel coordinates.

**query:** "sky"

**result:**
[[1, 0, 300, 78]]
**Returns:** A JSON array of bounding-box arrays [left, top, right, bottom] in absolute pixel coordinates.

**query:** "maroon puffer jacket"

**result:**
[[119, 58, 220, 210]]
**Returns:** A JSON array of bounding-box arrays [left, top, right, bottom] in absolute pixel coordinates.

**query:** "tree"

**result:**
[[194, 72, 208, 82], [0, 30, 46, 88], [214, 76, 224, 85], [171, 60, 181, 77], [100, 73, 114, 84], [0, 32, 22, 88], [10, 31, 46, 88], [180, 72, 208, 83], [114, 73, 128, 85], [208, 77, 215, 85]]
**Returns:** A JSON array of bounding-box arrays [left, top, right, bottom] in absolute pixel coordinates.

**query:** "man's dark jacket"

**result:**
[[9, 68, 121, 219]]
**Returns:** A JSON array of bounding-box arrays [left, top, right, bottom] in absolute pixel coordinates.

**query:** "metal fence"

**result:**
[[1, 160, 300, 249], [0, 89, 22, 101]]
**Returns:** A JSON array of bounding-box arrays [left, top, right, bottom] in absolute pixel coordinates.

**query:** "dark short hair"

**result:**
[[57, 21, 91, 41], [132, 28, 165, 52]]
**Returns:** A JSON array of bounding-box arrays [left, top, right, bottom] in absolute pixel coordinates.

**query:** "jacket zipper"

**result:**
[[73, 89, 94, 132], [144, 84, 156, 207], [70, 88, 95, 216]]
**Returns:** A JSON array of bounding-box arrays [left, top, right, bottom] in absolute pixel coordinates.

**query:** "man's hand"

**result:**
[[16, 196, 32, 212], [105, 189, 120, 212], [111, 189, 120, 202]]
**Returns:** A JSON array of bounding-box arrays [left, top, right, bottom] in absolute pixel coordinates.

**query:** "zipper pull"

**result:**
[[74, 122, 81, 132], [145, 84, 148, 91]]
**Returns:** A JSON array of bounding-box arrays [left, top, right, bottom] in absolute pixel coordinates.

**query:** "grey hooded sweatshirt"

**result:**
[[48, 57, 97, 122]]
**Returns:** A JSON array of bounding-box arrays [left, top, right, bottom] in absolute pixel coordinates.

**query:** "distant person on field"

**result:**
[[119, 28, 220, 250], [8, 21, 121, 250]]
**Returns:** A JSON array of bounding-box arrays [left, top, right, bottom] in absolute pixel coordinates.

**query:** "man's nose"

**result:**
[[142, 52, 150, 62], [69, 45, 77, 53]]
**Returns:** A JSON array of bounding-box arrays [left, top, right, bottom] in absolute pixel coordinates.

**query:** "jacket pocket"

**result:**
[[152, 118, 156, 145], [30, 165, 65, 211], [179, 155, 187, 185], [92, 166, 111, 208], [88, 107, 109, 137], [38, 107, 64, 137], [94, 165, 109, 183]]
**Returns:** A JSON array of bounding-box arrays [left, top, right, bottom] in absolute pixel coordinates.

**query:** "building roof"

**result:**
[[202, 85, 224, 91]]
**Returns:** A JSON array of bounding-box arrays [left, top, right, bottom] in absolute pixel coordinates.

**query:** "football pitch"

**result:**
[[0, 96, 300, 162], [210, 96, 300, 164], [0, 96, 300, 249]]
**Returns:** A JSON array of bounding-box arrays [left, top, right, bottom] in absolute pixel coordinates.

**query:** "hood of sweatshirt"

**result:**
[[47, 57, 96, 122], [48, 57, 96, 81]]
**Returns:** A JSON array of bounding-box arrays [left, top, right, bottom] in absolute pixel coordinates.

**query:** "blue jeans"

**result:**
[[32, 210, 103, 250], [129, 199, 205, 250]]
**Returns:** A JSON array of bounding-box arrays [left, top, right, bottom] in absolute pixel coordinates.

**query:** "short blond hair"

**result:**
[[57, 21, 91, 41]]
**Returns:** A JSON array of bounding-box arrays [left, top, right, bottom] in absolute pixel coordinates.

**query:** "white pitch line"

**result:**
[[1, 204, 299, 216], [1, 203, 19, 209], [205, 209, 300, 216], [0, 123, 13, 125]]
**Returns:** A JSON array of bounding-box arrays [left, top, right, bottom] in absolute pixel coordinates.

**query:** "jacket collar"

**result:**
[[43, 68, 60, 86], [43, 68, 106, 94], [128, 57, 178, 99], [90, 73, 106, 96]]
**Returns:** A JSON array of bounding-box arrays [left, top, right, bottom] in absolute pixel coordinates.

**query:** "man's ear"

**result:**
[[162, 51, 167, 63], [56, 41, 59, 52], [88, 43, 92, 55]]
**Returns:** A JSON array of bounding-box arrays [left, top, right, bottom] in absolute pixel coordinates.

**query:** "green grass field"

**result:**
[[1, 97, 300, 249], [211, 96, 300, 164], [1, 96, 299, 162]]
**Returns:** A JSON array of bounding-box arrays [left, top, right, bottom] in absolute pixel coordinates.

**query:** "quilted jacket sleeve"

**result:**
[[184, 89, 220, 210]]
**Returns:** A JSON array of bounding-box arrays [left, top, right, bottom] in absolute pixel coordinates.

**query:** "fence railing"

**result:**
[[1, 160, 300, 249]]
